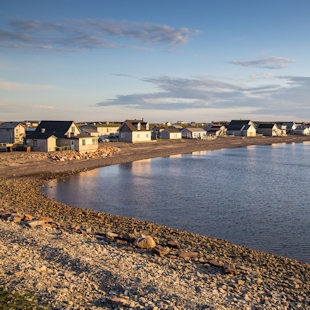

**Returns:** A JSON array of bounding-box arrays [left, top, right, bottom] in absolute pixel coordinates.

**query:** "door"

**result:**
[[70, 140, 74, 150]]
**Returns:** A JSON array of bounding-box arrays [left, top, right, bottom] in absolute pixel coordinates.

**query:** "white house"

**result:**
[[181, 128, 206, 139], [26, 121, 98, 153], [118, 119, 152, 143], [0, 122, 26, 144], [257, 123, 281, 136], [226, 120, 256, 136], [294, 126, 310, 135], [160, 128, 182, 139]]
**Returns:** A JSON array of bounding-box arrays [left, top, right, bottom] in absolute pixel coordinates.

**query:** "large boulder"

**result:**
[[134, 234, 156, 249]]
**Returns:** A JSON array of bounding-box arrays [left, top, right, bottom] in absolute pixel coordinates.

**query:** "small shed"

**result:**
[[161, 128, 182, 139]]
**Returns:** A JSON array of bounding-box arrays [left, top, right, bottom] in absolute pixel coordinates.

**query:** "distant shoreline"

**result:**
[[2, 135, 310, 180]]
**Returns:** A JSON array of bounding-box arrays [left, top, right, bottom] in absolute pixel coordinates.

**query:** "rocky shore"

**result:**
[[1, 137, 310, 309]]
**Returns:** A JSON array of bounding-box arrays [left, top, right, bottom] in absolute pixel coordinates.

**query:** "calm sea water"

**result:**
[[44, 142, 310, 263]]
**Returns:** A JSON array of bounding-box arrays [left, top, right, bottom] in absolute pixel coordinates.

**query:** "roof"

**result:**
[[96, 124, 120, 128], [34, 121, 78, 137], [82, 128, 98, 133], [182, 128, 206, 132], [163, 128, 182, 133], [226, 124, 244, 131], [258, 123, 276, 129], [0, 122, 23, 129], [26, 133, 56, 139], [242, 124, 251, 130], [229, 120, 251, 125], [120, 120, 150, 132]]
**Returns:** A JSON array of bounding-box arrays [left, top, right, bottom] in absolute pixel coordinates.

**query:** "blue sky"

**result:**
[[1, 0, 310, 123]]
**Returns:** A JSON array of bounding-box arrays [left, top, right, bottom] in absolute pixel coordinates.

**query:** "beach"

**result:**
[[1, 136, 310, 309]]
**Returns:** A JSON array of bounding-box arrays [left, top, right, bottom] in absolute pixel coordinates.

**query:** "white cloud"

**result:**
[[229, 57, 296, 69], [0, 19, 200, 52], [96, 74, 310, 119]]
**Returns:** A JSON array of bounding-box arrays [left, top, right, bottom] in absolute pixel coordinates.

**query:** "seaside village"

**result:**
[[0, 119, 309, 154]]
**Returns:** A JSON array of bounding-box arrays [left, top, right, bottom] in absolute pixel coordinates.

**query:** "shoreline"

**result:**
[[1, 136, 310, 309]]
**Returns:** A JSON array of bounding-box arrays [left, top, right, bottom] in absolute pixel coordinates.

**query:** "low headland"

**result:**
[[1, 136, 310, 309]]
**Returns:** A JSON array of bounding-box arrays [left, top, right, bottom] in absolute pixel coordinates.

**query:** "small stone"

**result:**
[[26, 220, 46, 228], [223, 263, 236, 275], [39, 217, 54, 223], [167, 240, 180, 249], [207, 259, 223, 267], [153, 245, 170, 257], [23, 214, 33, 221], [178, 252, 198, 258]]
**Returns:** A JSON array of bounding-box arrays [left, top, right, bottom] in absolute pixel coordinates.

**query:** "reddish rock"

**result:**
[[153, 245, 170, 257], [178, 252, 198, 259], [23, 214, 33, 221], [208, 259, 224, 267], [8, 215, 23, 223], [167, 240, 181, 249], [26, 220, 45, 228], [39, 217, 54, 223], [223, 263, 237, 275]]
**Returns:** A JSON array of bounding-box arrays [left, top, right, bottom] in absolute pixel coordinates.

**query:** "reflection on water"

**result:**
[[44, 143, 310, 263]]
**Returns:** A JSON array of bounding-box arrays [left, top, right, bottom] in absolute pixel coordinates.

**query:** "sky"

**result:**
[[1, 0, 310, 123]]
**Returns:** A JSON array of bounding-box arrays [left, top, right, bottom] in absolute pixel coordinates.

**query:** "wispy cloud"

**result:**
[[96, 74, 310, 119], [0, 81, 56, 91], [28, 104, 65, 110], [229, 57, 296, 69], [0, 19, 200, 52]]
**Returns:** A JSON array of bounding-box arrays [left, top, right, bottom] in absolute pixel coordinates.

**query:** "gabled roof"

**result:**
[[26, 133, 56, 139], [226, 124, 244, 131], [0, 122, 24, 129], [257, 123, 276, 129], [119, 120, 150, 132], [82, 128, 98, 133], [33, 121, 79, 138], [229, 120, 251, 126], [163, 128, 182, 133], [182, 128, 206, 132]]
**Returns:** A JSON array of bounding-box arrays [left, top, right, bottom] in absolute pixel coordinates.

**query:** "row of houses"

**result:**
[[0, 119, 309, 152]]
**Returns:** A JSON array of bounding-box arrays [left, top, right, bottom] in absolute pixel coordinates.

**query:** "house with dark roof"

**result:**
[[257, 123, 281, 136], [226, 120, 256, 136], [118, 119, 152, 143], [205, 125, 227, 136], [26, 121, 98, 153], [160, 127, 182, 139], [0, 122, 26, 144], [294, 125, 310, 135]]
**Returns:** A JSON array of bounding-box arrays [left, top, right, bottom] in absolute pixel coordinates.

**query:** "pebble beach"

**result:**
[[1, 137, 310, 309]]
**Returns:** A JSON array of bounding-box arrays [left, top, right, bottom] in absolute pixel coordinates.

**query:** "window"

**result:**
[[92, 138, 96, 145], [137, 134, 140, 139], [82, 139, 85, 146], [146, 134, 149, 138], [71, 126, 75, 132], [33, 140, 37, 147], [121, 133, 125, 138]]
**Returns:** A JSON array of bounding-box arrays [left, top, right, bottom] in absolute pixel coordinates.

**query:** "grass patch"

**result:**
[[0, 287, 48, 310]]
